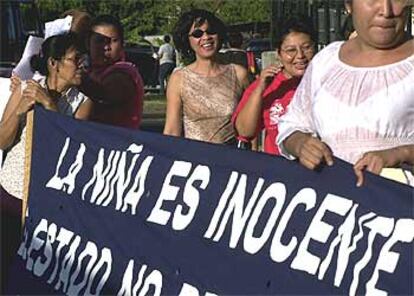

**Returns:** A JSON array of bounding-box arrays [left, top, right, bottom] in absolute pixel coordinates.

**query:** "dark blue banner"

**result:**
[[8, 106, 414, 295]]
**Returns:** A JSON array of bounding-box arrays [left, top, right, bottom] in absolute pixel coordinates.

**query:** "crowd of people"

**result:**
[[1, 0, 414, 291]]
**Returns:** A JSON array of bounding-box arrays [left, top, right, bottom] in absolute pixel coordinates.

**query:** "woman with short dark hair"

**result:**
[[81, 15, 144, 129], [164, 9, 249, 144], [233, 16, 316, 155], [0, 32, 92, 287]]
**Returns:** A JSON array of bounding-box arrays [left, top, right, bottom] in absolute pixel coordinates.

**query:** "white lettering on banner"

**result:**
[[318, 204, 358, 284], [47, 139, 155, 215], [55, 235, 81, 291], [172, 164, 210, 231], [179, 283, 200, 295], [18, 219, 113, 295], [349, 216, 394, 296], [39, 135, 414, 295], [270, 188, 317, 263], [178, 283, 218, 296], [46, 137, 86, 194], [204, 171, 239, 239], [291, 193, 354, 275], [147, 161, 192, 225], [366, 219, 414, 296], [218, 175, 265, 249], [243, 182, 286, 254], [121, 146, 153, 215], [47, 227, 74, 285], [203, 173, 413, 295], [331, 211, 377, 287], [66, 241, 111, 296], [117, 260, 162, 296], [147, 161, 211, 229], [82, 144, 153, 215]]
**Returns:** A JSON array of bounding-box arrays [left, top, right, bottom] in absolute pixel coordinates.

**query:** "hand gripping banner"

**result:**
[[7, 106, 414, 295]]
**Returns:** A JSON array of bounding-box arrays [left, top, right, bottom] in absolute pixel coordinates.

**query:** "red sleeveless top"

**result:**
[[91, 61, 144, 129]]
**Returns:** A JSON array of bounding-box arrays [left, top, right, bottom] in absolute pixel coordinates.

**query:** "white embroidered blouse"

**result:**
[[277, 41, 414, 184]]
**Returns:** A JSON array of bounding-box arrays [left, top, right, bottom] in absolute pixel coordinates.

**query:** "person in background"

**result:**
[[163, 9, 249, 145], [277, 0, 414, 186], [233, 17, 316, 155], [0, 33, 92, 290], [81, 15, 144, 129], [156, 35, 176, 95]]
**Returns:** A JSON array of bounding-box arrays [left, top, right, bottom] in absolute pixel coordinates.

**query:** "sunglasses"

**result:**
[[189, 28, 218, 39]]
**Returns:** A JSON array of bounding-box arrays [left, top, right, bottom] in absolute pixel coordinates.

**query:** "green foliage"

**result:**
[[35, 0, 270, 43], [217, 0, 270, 24]]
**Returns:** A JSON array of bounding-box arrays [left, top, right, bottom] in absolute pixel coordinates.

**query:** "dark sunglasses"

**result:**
[[189, 28, 218, 39]]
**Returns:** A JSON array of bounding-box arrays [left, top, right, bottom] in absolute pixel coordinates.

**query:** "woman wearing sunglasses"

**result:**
[[0, 32, 92, 287], [278, 0, 414, 186], [163, 9, 249, 144], [232, 17, 316, 155]]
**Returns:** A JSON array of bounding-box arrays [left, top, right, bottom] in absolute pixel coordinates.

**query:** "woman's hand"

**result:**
[[258, 65, 282, 90], [284, 131, 334, 170], [10, 74, 22, 94], [353, 145, 414, 187], [15, 95, 36, 117], [22, 80, 57, 111]]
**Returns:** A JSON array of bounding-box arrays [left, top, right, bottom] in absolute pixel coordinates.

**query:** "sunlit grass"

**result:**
[[143, 94, 166, 115]]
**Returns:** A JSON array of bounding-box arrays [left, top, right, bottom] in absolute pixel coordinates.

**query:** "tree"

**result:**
[[35, 0, 271, 43]]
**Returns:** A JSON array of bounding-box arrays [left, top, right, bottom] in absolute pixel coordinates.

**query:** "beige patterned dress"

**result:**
[[180, 64, 243, 144]]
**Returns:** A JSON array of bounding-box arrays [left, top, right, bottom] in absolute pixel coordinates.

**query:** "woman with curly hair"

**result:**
[[163, 9, 249, 145]]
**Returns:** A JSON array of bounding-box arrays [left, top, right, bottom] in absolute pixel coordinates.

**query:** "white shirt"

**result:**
[[157, 43, 175, 65], [277, 41, 414, 185], [0, 77, 88, 199]]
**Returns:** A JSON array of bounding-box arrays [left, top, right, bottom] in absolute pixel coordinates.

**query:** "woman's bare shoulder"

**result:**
[[169, 67, 185, 83]]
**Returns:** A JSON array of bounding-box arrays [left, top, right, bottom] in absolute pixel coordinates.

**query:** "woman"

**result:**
[[163, 9, 249, 144], [81, 15, 144, 129], [277, 0, 414, 186], [233, 17, 316, 155], [0, 32, 92, 287]]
